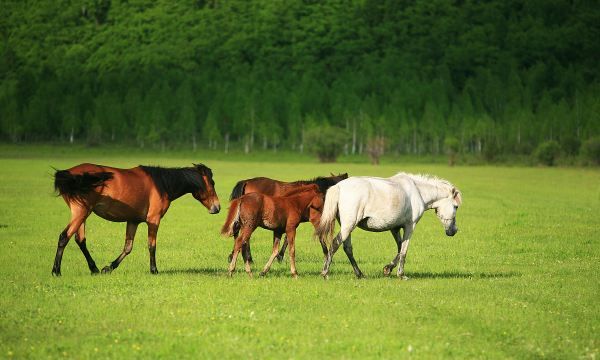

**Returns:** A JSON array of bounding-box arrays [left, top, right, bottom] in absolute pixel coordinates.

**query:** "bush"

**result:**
[[482, 140, 500, 162], [560, 135, 581, 156], [444, 136, 460, 166], [581, 136, 600, 165], [534, 140, 561, 166], [304, 125, 348, 162]]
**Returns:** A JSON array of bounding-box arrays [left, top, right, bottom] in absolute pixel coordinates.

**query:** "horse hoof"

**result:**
[[383, 266, 392, 276], [291, 273, 298, 279], [51, 270, 61, 277], [276, 256, 284, 263], [259, 271, 266, 277], [356, 273, 364, 279], [321, 272, 329, 280], [150, 269, 159, 275], [101, 266, 112, 274], [227, 271, 233, 277], [399, 275, 409, 281]]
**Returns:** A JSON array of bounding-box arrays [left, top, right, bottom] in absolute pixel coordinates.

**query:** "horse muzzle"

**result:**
[[209, 204, 221, 214], [445, 227, 458, 237]]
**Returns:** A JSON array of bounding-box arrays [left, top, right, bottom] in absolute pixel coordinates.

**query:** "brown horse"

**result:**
[[52, 163, 220, 276], [221, 184, 323, 278], [227, 173, 348, 262]]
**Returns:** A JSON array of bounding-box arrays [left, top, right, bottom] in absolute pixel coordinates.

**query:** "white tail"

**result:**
[[315, 185, 340, 245]]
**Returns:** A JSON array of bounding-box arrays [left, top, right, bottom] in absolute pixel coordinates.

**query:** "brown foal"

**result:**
[[221, 184, 323, 278]]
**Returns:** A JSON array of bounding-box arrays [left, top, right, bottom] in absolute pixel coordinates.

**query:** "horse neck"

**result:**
[[165, 168, 202, 201], [411, 178, 450, 209], [290, 190, 317, 213]]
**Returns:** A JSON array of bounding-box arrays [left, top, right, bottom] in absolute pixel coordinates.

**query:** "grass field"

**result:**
[[0, 146, 598, 359]]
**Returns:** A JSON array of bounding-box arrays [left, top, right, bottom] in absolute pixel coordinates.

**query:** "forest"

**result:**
[[1, 0, 599, 160]]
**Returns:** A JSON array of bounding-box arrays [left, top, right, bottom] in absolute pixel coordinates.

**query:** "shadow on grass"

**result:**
[[406, 271, 520, 279], [159, 267, 519, 280], [160, 267, 224, 276]]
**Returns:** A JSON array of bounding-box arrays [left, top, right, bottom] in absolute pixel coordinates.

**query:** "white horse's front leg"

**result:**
[[396, 225, 414, 280]]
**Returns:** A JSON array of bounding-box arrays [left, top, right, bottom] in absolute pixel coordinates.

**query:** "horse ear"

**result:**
[[452, 187, 462, 206], [330, 172, 335, 176]]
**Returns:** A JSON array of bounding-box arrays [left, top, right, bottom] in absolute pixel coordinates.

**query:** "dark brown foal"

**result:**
[[221, 184, 323, 278]]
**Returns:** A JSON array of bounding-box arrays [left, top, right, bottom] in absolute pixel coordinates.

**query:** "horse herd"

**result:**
[[52, 162, 462, 279]]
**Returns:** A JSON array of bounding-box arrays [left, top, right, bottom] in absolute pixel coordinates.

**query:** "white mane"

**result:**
[[391, 172, 462, 205], [392, 172, 453, 190]]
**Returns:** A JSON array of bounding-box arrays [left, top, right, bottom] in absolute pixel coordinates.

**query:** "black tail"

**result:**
[[229, 180, 247, 201], [54, 170, 114, 200]]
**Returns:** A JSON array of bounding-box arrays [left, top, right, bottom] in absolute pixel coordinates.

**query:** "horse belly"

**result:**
[[92, 200, 145, 223], [357, 216, 405, 232]]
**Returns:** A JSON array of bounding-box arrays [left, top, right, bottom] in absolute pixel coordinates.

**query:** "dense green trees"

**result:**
[[1, 0, 599, 160]]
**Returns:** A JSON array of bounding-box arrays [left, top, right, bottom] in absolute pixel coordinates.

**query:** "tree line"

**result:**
[[1, 0, 599, 160]]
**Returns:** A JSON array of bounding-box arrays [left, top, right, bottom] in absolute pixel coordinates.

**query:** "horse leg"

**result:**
[[52, 205, 89, 276], [321, 223, 354, 278], [228, 226, 253, 277], [276, 235, 288, 262], [342, 235, 364, 278], [287, 228, 298, 278], [74, 222, 99, 275], [241, 238, 252, 277], [396, 225, 414, 280], [102, 222, 138, 274], [147, 221, 160, 274], [260, 231, 284, 276], [383, 227, 403, 276], [319, 238, 329, 261]]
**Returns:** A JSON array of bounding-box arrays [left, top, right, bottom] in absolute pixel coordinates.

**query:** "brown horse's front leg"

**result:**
[[286, 227, 298, 278], [102, 222, 138, 274], [147, 221, 159, 274]]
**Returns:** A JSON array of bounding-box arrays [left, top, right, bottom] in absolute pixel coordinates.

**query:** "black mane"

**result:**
[[290, 174, 347, 194], [140, 164, 212, 201]]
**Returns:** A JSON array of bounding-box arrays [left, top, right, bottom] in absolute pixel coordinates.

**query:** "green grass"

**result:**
[[0, 145, 598, 359]]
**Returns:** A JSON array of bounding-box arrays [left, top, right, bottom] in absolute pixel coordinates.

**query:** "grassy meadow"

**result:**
[[0, 145, 598, 359]]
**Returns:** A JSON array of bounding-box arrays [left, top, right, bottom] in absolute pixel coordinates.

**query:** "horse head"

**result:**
[[191, 163, 221, 214], [432, 187, 462, 236]]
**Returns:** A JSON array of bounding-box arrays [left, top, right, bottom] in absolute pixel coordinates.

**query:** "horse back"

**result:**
[[242, 177, 282, 197], [61, 164, 158, 222]]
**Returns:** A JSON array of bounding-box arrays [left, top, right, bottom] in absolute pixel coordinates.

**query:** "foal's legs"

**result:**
[[383, 227, 403, 276], [286, 227, 299, 278], [102, 222, 138, 274], [74, 222, 100, 274], [228, 241, 254, 264], [276, 235, 288, 262], [52, 204, 89, 276], [260, 231, 284, 276], [228, 226, 254, 277]]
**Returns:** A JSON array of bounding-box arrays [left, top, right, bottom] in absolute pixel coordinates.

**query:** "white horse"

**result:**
[[315, 172, 462, 279]]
